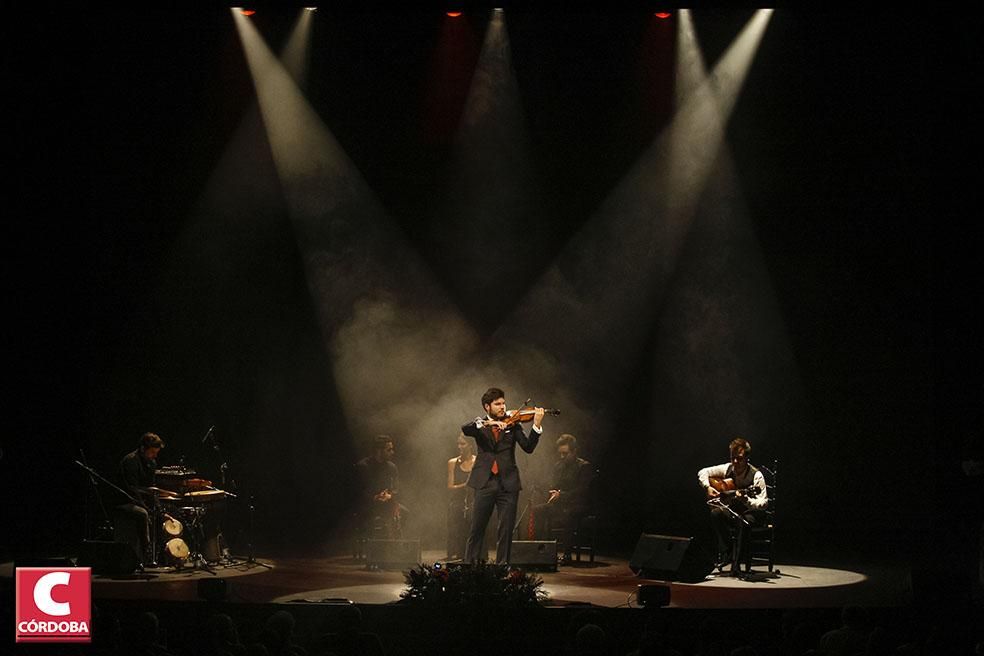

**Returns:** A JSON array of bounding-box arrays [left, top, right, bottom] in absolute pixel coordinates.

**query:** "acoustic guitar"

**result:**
[[706, 476, 763, 509]]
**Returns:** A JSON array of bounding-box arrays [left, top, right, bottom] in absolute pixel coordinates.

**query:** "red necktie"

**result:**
[[491, 426, 500, 475]]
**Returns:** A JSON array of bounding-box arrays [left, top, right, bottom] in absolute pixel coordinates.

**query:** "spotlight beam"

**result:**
[[434, 8, 540, 323], [232, 9, 488, 446], [281, 8, 315, 85], [487, 10, 776, 433]]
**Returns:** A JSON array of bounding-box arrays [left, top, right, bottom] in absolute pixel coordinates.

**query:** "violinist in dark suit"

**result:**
[[462, 387, 544, 564]]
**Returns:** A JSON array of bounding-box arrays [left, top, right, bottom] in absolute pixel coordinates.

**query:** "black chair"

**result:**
[[735, 459, 778, 578], [550, 467, 600, 564], [566, 512, 598, 563]]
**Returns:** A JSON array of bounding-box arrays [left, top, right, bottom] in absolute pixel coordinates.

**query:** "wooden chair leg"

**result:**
[[768, 526, 775, 572]]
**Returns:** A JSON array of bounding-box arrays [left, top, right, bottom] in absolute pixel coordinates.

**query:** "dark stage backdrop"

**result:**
[[5, 7, 981, 582]]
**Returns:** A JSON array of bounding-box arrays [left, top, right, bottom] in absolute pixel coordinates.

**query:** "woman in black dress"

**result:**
[[446, 433, 476, 560]]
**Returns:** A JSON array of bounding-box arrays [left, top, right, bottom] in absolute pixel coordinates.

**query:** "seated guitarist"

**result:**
[[697, 437, 768, 574]]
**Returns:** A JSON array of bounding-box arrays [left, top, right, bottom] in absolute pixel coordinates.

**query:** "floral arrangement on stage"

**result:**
[[400, 561, 547, 607]]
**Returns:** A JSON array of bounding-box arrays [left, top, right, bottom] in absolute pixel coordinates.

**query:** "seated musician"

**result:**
[[535, 434, 594, 557], [355, 435, 409, 538], [116, 432, 166, 566], [697, 437, 768, 574]]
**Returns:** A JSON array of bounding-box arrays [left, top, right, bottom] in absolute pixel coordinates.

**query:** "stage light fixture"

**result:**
[[240, 8, 256, 16], [654, 11, 672, 19], [447, 11, 462, 17]]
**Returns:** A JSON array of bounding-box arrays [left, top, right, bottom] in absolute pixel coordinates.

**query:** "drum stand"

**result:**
[[183, 507, 216, 574], [147, 503, 162, 568]]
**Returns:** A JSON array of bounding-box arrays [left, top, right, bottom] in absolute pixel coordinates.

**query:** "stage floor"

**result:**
[[4, 548, 910, 608]]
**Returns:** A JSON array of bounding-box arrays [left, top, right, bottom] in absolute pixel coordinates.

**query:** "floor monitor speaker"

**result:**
[[77, 540, 140, 577], [510, 540, 558, 570], [628, 534, 713, 583]]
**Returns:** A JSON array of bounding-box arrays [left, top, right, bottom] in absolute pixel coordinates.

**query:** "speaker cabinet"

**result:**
[[510, 540, 558, 570], [77, 540, 140, 577], [366, 539, 420, 568], [629, 534, 712, 583]]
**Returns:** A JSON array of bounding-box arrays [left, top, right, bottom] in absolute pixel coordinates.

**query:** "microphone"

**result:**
[[201, 425, 215, 444]]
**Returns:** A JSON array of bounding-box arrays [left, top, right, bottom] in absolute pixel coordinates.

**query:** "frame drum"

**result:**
[[163, 516, 183, 537], [164, 538, 190, 566]]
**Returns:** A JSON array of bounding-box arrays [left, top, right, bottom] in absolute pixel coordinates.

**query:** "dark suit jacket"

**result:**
[[461, 418, 540, 493]]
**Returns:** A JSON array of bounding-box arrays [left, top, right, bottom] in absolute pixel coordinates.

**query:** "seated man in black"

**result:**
[[116, 432, 165, 566], [355, 435, 408, 538], [535, 434, 594, 558], [697, 437, 768, 575]]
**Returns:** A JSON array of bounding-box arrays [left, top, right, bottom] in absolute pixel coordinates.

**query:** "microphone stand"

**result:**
[[202, 426, 232, 565], [73, 460, 141, 515], [240, 495, 270, 569], [513, 481, 541, 539], [205, 429, 269, 570], [79, 449, 113, 541], [72, 460, 158, 566], [511, 417, 540, 541]]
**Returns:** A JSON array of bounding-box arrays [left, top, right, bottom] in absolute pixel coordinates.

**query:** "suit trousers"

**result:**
[[465, 474, 518, 565]]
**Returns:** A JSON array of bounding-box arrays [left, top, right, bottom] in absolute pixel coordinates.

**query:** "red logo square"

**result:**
[[15, 567, 91, 643]]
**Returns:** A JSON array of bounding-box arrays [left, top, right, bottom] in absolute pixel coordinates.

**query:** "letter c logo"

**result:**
[[33, 572, 71, 617]]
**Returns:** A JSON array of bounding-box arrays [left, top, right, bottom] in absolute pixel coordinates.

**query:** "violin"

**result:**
[[476, 398, 560, 429], [502, 406, 561, 426]]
